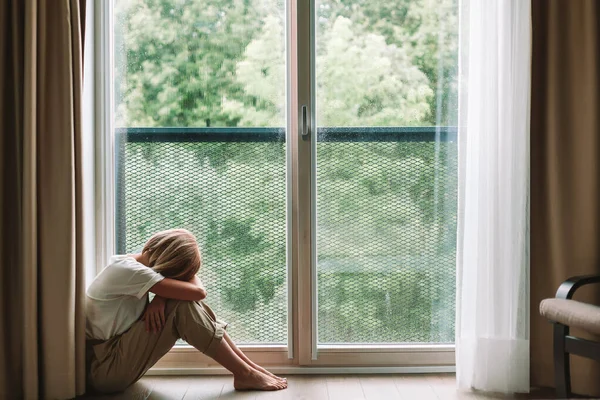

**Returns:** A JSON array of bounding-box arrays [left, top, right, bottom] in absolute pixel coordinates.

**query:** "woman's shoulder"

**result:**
[[109, 254, 135, 264], [88, 254, 156, 298], [93, 255, 144, 280], [106, 254, 143, 269]]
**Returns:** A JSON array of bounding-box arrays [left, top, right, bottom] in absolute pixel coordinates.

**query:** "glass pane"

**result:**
[[316, 0, 458, 344], [114, 0, 287, 344]]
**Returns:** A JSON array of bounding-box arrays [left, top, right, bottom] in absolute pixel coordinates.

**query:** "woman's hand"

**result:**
[[142, 295, 166, 333]]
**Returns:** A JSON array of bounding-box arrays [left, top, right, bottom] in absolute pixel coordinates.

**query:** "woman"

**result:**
[[85, 228, 287, 393]]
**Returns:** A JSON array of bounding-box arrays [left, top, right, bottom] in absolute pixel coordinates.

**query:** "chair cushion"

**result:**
[[540, 298, 600, 335]]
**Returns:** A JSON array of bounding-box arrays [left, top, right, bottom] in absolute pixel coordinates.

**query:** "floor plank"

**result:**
[[284, 376, 329, 400], [359, 375, 401, 400], [394, 375, 439, 400], [325, 376, 365, 400], [425, 374, 465, 400], [219, 381, 257, 400], [148, 377, 191, 399], [183, 376, 228, 400], [118, 378, 156, 400]]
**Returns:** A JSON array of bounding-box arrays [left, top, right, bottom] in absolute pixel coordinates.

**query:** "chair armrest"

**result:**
[[556, 275, 600, 299]]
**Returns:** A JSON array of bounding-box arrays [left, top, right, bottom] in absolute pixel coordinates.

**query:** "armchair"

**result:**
[[539, 275, 600, 398]]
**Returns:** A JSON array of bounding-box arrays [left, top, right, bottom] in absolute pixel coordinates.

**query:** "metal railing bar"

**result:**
[[116, 126, 457, 143]]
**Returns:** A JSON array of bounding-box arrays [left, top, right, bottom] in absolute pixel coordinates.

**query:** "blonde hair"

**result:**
[[142, 229, 201, 281]]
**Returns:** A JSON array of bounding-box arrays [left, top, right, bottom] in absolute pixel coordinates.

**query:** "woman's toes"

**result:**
[[234, 370, 287, 391]]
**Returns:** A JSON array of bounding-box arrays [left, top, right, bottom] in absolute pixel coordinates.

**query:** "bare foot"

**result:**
[[234, 369, 288, 391], [253, 366, 286, 383], [256, 367, 287, 382]]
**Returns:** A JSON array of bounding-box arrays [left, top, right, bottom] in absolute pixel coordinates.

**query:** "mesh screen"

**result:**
[[316, 139, 457, 344], [118, 139, 287, 344], [117, 131, 457, 345]]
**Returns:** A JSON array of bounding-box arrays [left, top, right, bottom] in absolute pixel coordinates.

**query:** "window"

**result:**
[[113, 0, 288, 346], [102, 0, 458, 368], [314, 0, 458, 346]]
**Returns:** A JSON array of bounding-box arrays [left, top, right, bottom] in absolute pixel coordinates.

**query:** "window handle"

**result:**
[[301, 105, 310, 138]]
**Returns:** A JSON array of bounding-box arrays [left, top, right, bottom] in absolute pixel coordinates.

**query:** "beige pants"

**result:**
[[87, 300, 228, 394]]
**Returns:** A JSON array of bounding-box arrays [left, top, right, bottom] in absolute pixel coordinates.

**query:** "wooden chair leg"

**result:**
[[554, 323, 571, 399]]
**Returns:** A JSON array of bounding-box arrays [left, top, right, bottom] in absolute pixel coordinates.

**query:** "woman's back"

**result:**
[[85, 255, 164, 340]]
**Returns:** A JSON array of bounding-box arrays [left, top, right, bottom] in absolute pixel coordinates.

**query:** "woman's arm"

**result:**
[[149, 277, 207, 301], [189, 274, 205, 290]]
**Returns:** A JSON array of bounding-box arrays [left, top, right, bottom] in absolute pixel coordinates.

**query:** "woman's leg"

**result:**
[[88, 301, 183, 393], [223, 332, 286, 382], [211, 337, 287, 390], [89, 300, 287, 393], [173, 301, 287, 391]]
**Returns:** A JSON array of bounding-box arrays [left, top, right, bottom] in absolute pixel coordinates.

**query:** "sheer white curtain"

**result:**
[[456, 0, 531, 394]]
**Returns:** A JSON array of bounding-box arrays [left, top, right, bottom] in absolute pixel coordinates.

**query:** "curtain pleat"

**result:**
[[456, 0, 531, 394], [0, 1, 26, 395], [0, 0, 87, 398], [530, 0, 600, 397]]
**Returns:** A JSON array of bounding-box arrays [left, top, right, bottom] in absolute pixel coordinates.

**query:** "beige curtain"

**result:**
[[0, 0, 87, 398], [531, 0, 600, 397]]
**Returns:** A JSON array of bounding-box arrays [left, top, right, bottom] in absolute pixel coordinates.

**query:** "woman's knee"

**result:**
[[164, 298, 185, 315], [170, 300, 217, 321], [170, 300, 228, 354]]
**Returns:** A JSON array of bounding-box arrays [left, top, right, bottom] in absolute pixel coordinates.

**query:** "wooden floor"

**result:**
[[79, 374, 563, 400]]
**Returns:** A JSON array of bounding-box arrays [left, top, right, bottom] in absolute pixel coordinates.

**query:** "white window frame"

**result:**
[[93, 0, 456, 373], [95, 0, 116, 273]]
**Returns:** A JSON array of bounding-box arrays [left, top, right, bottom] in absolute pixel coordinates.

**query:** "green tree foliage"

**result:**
[[318, 16, 433, 126], [225, 15, 286, 126], [317, 0, 458, 125], [232, 14, 434, 126], [114, 0, 266, 127], [115, 0, 457, 128]]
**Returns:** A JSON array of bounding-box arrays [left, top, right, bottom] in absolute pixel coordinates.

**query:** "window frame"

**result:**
[[95, 0, 116, 273], [94, 0, 457, 372]]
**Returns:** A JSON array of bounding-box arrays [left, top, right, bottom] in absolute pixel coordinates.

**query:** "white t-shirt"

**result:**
[[85, 255, 165, 340]]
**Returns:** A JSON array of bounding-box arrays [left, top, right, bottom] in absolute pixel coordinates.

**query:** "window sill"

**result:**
[[152, 345, 455, 371]]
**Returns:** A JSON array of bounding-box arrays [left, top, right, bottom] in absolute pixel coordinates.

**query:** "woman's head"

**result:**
[[142, 229, 201, 281]]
